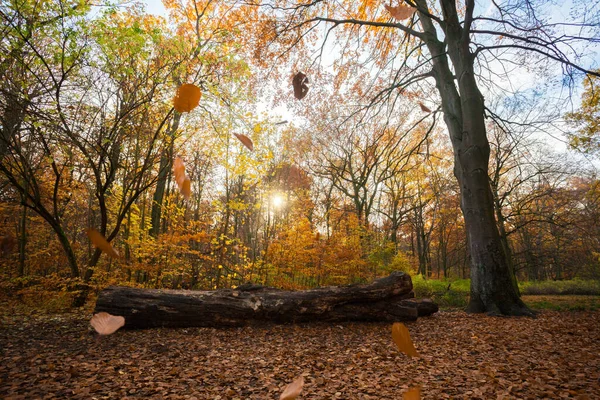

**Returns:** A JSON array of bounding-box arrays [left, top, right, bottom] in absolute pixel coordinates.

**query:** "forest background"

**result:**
[[1, 0, 599, 310]]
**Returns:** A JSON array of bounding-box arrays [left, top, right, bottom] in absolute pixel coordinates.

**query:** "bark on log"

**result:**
[[94, 271, 438, 329]]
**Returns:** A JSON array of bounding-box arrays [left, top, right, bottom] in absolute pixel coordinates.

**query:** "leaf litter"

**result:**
[[0, 310, 598, 399]]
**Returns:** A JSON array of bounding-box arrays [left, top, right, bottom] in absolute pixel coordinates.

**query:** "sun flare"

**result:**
[[271, 194, 285, 209]]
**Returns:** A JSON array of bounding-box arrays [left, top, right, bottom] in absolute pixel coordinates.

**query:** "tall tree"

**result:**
[[254, 0, 600, 315]]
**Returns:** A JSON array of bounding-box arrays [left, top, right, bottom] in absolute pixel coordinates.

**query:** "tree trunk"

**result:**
[[94, 271, 438, 329]]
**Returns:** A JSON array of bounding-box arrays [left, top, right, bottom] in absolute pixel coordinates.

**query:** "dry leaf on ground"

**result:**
[[2, 311, 599, 399]]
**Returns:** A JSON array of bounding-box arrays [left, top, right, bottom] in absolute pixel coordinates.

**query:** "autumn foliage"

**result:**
[[0, 0, 599, 307]]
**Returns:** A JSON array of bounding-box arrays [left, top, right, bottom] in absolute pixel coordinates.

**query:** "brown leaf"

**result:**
[[173, 83, 201, 113], [67, 365, 80, 378], [419, 102, 431, 113], [234, 133, 254, 151], [292, 72, 309, 100], [280, 375, 304, 400], [385, 4, 415, 20], [90, 312, 125, 335], [392, 322, 419, 357], [85, 228, 119, 258], [403, 386, 421, 400]]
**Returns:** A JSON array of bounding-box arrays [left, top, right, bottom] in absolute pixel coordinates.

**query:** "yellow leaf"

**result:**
[[173, 83, 201, 112], [392, 322, 419, 357], [280, 375, 304, 400], [234, 133, 254, 151], [86, 228, 119, 258], [385, 4, 415, 20], [403, 386, 421, 400], [90, 312, 125, 335]]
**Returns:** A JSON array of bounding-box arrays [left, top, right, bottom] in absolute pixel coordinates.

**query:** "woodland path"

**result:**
[[0, 310, 598, 399]]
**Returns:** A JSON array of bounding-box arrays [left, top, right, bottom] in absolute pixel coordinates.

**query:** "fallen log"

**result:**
[[94, 271, 438, 329]]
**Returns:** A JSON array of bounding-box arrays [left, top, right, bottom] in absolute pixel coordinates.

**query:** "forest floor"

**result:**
[[0, 304, 599, 399]]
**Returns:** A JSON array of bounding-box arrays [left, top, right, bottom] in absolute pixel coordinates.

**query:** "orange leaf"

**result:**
[[385, 4, 415, 20], [419, 102, 431, 113], [173, 83, 201, 112], [292, 72, 309, 100], [173, 157, 192, 199], [90, 312, 125, 335], [234, 133, 254, 151], [86, 228, 119, 258], [403, 386, 421, 400], [181, 177, 191, 199], [280, 375, 304, 400], [392, 322, 419, 357], [173, 156, 187, 187]]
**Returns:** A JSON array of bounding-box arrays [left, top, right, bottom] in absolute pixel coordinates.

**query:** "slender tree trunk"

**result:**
[[52, 223, 79, 278], [18, 200, 27, 277], [150, 113, 181, 237], [492, 193, 520, 295]]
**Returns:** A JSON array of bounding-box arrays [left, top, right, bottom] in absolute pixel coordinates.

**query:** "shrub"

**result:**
[[412, 275, 470, 309]]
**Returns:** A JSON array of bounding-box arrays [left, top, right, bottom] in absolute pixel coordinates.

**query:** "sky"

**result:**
[[141, 0, 167, 16]]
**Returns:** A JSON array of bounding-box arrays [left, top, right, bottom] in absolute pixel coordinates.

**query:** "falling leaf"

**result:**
[[392, 322, 419, 357], [173, 83, 201, 112], [280, 375, 304, 400], [173, 157, 192, 199], [292, 72, 309, 100], [403, 386, 421, 400], [385, 4, 415, 20], [315, 232, 321, 241], [90, 312, 125, 335], [234, 133, 254, 151], [86, 228, 119, 258], [173, 157, 186, 187], [181, 177, 191, 199], [419, 102, 431, 113]]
